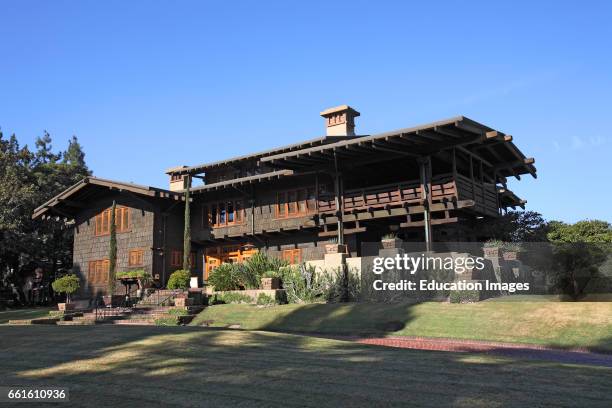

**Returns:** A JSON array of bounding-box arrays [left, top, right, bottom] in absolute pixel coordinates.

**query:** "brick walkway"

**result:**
[[345, 336, 612, 367]]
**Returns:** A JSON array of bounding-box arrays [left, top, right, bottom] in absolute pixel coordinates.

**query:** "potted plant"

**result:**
[[51, 274, 80, 311], [483, 239, 503, 258], [502, 242, 521, 261], [381, 232, 402, 249], [260, 270, 281, 290]]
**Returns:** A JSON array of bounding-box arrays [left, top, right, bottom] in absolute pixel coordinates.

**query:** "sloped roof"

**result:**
[[259, 116, 536, 179], [32, 177, 183, 220]]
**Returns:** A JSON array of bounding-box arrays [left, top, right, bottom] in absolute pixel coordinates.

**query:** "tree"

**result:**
[[479, 211, 549, 242], [547, 220, 612, 299], [108, 201, 117, 294], [51, 274, 80, 303], [1, 129, 90, 290], [63, 136, 89, 174], [183, 176, 192, 272]]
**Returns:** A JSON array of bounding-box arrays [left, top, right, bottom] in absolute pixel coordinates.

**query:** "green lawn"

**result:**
[[0, 307, 52, 324], [191, 301, 612, 351], [1, 326, 610, 407]]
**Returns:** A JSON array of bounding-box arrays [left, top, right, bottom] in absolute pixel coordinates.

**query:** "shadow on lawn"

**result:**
[[1, 326, 611, 407], [260, 301, 420, 337]]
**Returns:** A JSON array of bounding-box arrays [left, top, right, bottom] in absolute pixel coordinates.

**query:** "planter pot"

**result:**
[[503, 251, 518, 261], [325, 244, 348, 254], [174, 297, 193, 307], [57, 302, 75, 311], [381, 238, 402, 249], [102, 295, 123, 307], [483, 247, 501, 258], [261, 277, 281, 290]]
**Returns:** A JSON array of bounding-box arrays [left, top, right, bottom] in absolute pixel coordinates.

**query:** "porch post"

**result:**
[[333, 151, 344, 246], [419, 156, 432, 252]]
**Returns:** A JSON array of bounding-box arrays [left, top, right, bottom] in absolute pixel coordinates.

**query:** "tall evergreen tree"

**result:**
[[0, 129, 91, 288], [63, 136, 88, 171], [108, 201, 117, 294], [183, 176, 192, 272]]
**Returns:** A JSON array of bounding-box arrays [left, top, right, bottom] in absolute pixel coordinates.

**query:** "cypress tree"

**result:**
[[183, 176, 192, 272], [108, 200, 117, 294]]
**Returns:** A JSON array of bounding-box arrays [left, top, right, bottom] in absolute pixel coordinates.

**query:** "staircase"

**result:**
[[76, 290, 204, 325]]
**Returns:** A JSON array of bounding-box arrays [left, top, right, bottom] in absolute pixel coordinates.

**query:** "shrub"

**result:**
[[244, 252, 288, 278], [213, 292, 253, 304], [256, 293, 275, 305], [321, 267, 361, 303], [281, 264, 327, 304], [484, 239, 504, 248], [450, 290, 480, 303], [51, 274, 80, 303], [208, 263, 242, 291], [167, 308, 189, 316], [208, 252, 289, 291], [155, 316, 180, 326], [167, 270, 191, 290], [262, 270, 281, 279]]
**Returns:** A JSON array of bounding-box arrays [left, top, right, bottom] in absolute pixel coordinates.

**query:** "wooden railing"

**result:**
[[317, 174, 458, 214], [455, 173, 499, 216]]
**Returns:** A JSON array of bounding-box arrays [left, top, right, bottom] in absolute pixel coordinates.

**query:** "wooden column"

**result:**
[[333, 151, 344, 246], [419, 156, 432, 251]]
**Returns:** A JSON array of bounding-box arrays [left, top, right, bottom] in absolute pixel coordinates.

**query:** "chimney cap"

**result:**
[[320, 105, 360, 118]]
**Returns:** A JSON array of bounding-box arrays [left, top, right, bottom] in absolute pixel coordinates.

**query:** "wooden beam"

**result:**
[[494, 157, 535, 170], [400, 217, 458, 228], [318, 227, 366, 237]]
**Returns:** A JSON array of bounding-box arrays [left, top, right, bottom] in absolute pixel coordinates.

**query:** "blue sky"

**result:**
[[1, 1, 610, 222]]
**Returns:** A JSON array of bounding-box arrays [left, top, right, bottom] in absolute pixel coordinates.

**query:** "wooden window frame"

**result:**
[[170, 250, 196, 268], [204, 199, 246, 228], [275, 187, 316, 219], [88, 259, 110, 284], [282, 249, 302, 265], [94, 206, 131, 236], [128, 249, 144, 267]]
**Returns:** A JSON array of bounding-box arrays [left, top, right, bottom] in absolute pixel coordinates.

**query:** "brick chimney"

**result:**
[[320, 105, 360, 137]]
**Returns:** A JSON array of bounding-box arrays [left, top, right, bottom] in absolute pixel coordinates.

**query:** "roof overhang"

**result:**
[[166, 135, 362, 176], [187, 170, 294, 194], [498, 187, 527, 210], [33, 177, 184, 220], [259, 116, 536, 180]]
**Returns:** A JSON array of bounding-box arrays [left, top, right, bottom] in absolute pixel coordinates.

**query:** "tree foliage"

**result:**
[[51, 274, 80, 303], [0, 129, 90, 286], [167, 269, 191, 290], [547, 220, 612, 299], [479, 211, 549, 242]]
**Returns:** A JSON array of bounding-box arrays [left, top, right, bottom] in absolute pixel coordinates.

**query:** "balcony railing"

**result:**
[[317, 174, 458, 214]]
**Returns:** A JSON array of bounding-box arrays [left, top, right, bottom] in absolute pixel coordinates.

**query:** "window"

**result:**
[[170, 250, 196, 268], [128, 249, 144, 266], [170, 250, 182, 267], [204, 200, 245, 227], [88, 259, 109, 284], [94, 206, 130, 236], [275, 188, 316, 218], [282, 249, 302, 265]]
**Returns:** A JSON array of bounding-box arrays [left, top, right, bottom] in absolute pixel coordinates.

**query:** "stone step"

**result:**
[[109, 319, 156, 325], [57, 320, 95, 326]]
